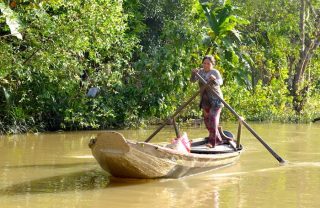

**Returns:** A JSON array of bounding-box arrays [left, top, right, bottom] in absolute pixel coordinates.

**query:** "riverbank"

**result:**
[[1, 113, 320, 135]]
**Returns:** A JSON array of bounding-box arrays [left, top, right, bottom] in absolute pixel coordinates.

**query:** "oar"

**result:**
[[145, 89, 201, 142], [195, 72, 286, 164]]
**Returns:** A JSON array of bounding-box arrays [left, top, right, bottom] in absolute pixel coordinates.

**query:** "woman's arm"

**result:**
[[213, 70, 223, 85]]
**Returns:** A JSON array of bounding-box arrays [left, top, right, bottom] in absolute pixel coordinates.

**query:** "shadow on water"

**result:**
[[0, 169, 110, 195], [2, 159, 319, 196], [0, 168, 158, 196], [1, 162, 97, 169], [108, 177, 158, 187]]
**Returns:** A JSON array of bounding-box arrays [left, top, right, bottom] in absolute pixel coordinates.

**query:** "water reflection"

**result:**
[[0, 163, 243, 208], [90, 170, 243, 208]]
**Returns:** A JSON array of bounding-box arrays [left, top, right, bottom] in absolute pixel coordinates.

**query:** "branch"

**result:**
[[306, 0, 317, 17], [300, 0, 306, 52], [22, 47, 42, 65]]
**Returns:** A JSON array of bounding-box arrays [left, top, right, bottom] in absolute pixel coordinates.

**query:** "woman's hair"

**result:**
[[202, 55, 215, 65]]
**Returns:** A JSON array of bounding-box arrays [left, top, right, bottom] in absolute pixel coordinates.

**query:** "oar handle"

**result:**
[[195, 72, 285, 164]]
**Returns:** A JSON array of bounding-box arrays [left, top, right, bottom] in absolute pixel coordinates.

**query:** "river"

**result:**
[[0, 123, 319, 208]]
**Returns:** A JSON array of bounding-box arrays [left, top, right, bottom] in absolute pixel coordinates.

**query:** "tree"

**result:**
[[123, 0, 205, 119], [0, 0, 138, 132], [235, 0, 320, 116], [288, 0, 320, 113], [199, 0, 250, 86]]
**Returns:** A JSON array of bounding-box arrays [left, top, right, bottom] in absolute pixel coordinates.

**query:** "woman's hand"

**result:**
[[238, 116, 245, 123], [208, 75, 217, 85], [192, 68, 199, 74], [209, 75, 216, 81]]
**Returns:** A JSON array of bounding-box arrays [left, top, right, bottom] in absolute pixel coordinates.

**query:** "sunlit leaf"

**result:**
[[0, 2, 23, 39]]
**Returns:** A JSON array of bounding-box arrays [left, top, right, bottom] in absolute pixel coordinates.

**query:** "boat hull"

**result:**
[[89, 131, 242, 179]]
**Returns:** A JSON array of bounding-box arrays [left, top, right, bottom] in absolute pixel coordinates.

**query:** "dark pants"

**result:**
[[203, 107, 222, 147]]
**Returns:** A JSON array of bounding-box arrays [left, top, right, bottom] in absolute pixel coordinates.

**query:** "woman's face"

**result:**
[[202, 58, 213, 71]]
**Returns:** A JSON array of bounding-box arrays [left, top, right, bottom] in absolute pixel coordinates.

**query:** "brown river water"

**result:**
[[0, 122, 320, 208]]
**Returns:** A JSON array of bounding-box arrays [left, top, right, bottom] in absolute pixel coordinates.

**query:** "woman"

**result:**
[[190, 55, 224, 148]]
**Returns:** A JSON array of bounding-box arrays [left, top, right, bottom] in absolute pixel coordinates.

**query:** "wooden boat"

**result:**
[[89, 129, 242, 179]]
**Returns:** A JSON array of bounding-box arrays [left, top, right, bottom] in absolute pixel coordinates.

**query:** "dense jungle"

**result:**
[[1, 0, 319, 134]]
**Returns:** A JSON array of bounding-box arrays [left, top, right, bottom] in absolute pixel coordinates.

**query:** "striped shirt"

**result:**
[[190, 68, 224, 109]]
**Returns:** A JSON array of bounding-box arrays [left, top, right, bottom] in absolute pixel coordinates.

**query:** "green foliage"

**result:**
[[199, 0, 251, 87], [0, 2, 23, 39], [124, 0, 204, 119], [0, 0, 319, 134], [222, 79, 294, 121], [0, 0, 138, 132], [235, 0, 320, 115]]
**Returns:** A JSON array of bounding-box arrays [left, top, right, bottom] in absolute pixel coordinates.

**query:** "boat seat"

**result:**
[[218, 126, 234, 140], [190, 144, 235, 154]]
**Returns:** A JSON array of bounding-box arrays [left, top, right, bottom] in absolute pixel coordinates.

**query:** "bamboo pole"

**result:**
[[145, 90, 200, 142], [236, 121, 242, 149]]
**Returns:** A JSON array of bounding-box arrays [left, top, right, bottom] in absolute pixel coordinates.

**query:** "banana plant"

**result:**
[[199, 0, 251, 86]]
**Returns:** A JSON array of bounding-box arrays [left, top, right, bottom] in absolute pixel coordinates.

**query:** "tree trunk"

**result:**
[[289, 0, 320, 114]]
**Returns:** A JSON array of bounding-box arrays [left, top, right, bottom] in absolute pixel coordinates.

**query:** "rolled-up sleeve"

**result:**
[[214, 70, 223, 86]]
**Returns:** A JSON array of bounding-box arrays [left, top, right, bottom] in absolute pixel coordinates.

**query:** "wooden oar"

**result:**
[[195, 72, 286, 164], [145, 89, 201, 142]]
